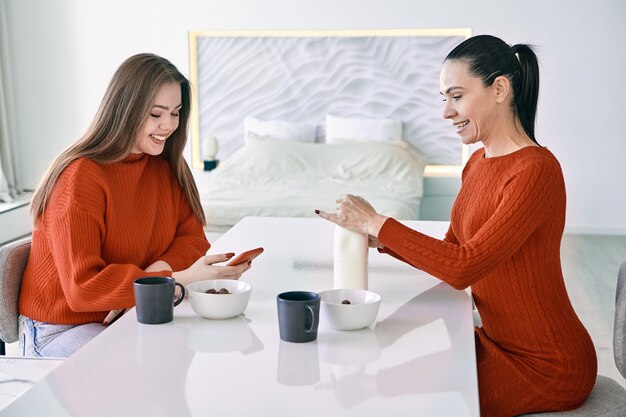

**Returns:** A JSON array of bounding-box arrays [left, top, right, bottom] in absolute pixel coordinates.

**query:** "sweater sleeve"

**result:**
[[48, 204, 171, 312], [379, 220, 459, 262], [158, 192, 210, 272], [378, 157, 563, 290]]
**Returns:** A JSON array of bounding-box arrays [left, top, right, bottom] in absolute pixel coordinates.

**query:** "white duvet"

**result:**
[[193, 140, 426, 231]]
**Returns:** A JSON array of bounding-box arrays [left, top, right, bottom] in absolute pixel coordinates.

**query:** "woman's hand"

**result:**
[[144, 260, 173, 273], [368, 235, 385, 250], [172, 253, 251, 287], [316, 194, 388, 237]]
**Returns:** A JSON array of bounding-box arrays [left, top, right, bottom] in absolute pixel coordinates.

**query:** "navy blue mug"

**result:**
[[133, 276, 185, 324], [277, 291, 320, 343]]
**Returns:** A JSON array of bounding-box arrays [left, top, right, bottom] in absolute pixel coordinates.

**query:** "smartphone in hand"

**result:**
[[226, 247, 264, 266]]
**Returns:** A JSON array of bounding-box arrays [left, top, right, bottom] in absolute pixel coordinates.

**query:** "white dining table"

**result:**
[[0, 217, 479, 417]]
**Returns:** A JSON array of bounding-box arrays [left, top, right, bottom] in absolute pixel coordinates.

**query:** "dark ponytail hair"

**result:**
[[445, 35, 540, 145]]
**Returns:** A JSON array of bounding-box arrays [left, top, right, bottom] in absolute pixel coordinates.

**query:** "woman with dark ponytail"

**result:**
[[318, 35, 596, 416]]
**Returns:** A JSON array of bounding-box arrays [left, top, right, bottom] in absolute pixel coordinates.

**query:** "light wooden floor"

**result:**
[[561, 234, 626, 388]]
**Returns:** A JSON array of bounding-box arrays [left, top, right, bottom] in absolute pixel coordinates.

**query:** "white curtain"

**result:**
[[0, 1, 21, 203]]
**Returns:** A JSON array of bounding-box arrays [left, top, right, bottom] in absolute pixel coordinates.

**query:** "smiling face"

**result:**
[[131, 81, 182, 155], [439, 60, 499, 146]]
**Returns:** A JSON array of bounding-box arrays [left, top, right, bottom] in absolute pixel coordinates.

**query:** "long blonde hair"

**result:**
[[30, 53, 206, 225]]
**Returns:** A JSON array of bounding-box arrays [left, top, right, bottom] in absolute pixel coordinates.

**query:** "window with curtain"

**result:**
[[0, 76, 19, 202], [0, 1, 22, 204], [0, 161, 11, 202]]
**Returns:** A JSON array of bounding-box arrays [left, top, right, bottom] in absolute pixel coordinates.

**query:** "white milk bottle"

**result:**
[[333, 225, 369, 289]]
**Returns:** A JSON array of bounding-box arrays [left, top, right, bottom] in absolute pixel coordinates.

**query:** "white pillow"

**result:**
[[325, 114, 403, 144], [245, 131, 272, 142], [244, 116, 317, 143]]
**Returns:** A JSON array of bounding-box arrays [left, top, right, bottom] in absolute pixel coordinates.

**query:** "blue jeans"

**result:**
[[18, 315, 106, 358]]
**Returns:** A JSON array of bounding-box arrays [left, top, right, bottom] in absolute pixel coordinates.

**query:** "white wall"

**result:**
[[4, 0, 626, 234]]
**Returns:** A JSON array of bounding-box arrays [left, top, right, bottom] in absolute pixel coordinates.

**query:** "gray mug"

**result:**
[[133, 276, 185, 324], [277, 291, 320, 343]]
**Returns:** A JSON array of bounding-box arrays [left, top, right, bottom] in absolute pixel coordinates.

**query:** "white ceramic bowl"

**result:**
[[319, 289, 381, 331], [187, 279, 252, 320]]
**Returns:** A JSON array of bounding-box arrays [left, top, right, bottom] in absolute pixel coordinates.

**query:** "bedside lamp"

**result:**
[[202, 136, 219, 171]]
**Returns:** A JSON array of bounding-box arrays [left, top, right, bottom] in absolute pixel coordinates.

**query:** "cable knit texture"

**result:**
[[378, 146, 597, 417], [19, 154, 210, 325]]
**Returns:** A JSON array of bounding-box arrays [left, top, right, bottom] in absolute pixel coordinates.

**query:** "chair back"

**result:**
[[0, 237, 31, 345], [615, 258, 626, 379]]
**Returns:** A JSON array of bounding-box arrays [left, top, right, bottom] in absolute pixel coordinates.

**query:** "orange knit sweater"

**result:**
[[19, 153, 210, 325], [378, 147, 597, 416]]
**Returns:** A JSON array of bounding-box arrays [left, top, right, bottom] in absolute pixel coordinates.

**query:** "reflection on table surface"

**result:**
[[0, 217, 479, 417]]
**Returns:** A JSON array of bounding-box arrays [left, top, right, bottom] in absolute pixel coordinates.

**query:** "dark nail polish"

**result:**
[[314, 210, 320, 214]]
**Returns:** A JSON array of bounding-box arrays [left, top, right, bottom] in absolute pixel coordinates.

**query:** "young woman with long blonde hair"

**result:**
[[19, 53, 249, 357]]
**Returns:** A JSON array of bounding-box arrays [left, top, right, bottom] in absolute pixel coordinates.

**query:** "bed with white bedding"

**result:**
[[188, 31, 469, 231], [194, 139, 426, 232]]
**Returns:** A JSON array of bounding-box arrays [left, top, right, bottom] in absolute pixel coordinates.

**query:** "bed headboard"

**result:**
[[188, 29, 471, 171]]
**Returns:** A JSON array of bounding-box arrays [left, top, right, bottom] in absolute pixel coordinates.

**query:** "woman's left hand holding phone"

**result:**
[[103, 254, 251, 326]]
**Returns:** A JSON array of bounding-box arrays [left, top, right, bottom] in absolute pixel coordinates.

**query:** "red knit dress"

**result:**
[[19, 153, 210, 325], [377, 146, 597, 416]]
